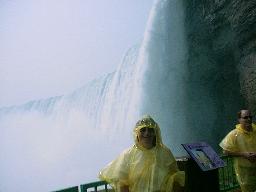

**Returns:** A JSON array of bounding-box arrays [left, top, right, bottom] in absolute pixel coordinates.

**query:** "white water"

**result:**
[[137, 0, 188, 154], [0, 45, 142, 192], [0, 0, 187, 191]]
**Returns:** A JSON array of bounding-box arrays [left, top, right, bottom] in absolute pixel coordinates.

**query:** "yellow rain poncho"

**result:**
[[219, 123, 256, 192], [99, 115, 185, 192]]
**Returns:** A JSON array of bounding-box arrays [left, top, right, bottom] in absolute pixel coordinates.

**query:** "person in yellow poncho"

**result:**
[[99, 115, 185, 192], [219, 109, 256, 192]]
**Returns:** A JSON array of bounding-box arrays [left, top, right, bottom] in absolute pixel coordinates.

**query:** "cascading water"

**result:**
[[0, 45, 143, 191], [137, 0, 188, 155]]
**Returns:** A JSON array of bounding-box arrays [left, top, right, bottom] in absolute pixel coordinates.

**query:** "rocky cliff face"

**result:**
[[183, 0, 256, 145], [185, 0, 256, 113], [223, 0, 256, 114]]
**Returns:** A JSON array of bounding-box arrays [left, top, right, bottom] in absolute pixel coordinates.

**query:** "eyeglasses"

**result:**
[[241, 116, 253, 119]]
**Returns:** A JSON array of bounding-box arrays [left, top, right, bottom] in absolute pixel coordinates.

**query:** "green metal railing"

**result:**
[[53, 155, 241, 192], [219, 156, 240, 192], [53, 181, 111, 192], [80, 181, 112, 192]]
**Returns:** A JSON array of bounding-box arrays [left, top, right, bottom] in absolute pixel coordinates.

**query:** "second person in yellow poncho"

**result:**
[[220, 109, 256, 192], [99, 115, 185, 192]]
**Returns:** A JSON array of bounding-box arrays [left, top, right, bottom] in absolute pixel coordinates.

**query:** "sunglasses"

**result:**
[[241, 116, 253, 119]]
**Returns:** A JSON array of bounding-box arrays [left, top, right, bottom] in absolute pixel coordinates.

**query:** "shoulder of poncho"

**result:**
[[226, 127, 239, 136], [156, 145, 174, 156], [121, 145, 136, 156], [161, 144, 172, 152]]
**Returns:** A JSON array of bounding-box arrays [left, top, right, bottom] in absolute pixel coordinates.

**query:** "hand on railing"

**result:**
[[223, 150, 256, 162]]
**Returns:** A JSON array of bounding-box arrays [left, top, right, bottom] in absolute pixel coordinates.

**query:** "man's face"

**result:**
[[239, 110, 252, 130]]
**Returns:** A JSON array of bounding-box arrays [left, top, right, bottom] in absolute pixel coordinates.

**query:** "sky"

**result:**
[[0, 0, 154, 107]]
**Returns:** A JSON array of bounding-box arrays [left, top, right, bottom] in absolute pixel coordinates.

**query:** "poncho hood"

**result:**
[[236, 123, 256, 134]]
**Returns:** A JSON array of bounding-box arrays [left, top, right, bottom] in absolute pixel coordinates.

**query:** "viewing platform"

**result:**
[[53, 155, 241, 192]]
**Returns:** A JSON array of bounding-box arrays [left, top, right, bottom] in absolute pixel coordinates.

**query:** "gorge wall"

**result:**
[[183, 0, 256, 148]]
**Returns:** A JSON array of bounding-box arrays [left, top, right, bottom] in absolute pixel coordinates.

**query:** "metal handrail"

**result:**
[[80, 180, 111, 192], [53, 155, 241, 192], [219, 155, 240, 192]]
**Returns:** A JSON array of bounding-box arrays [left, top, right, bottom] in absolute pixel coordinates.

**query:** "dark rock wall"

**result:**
[[206, 0, 256, 113], [183, 0, 256, 150]]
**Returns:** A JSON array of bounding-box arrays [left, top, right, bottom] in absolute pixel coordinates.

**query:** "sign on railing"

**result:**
[[182, 142, 225, 171]]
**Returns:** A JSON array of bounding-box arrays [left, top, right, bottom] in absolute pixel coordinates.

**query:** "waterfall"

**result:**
[[137, 0, 188, 155], [0, 45, 144, 191]]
